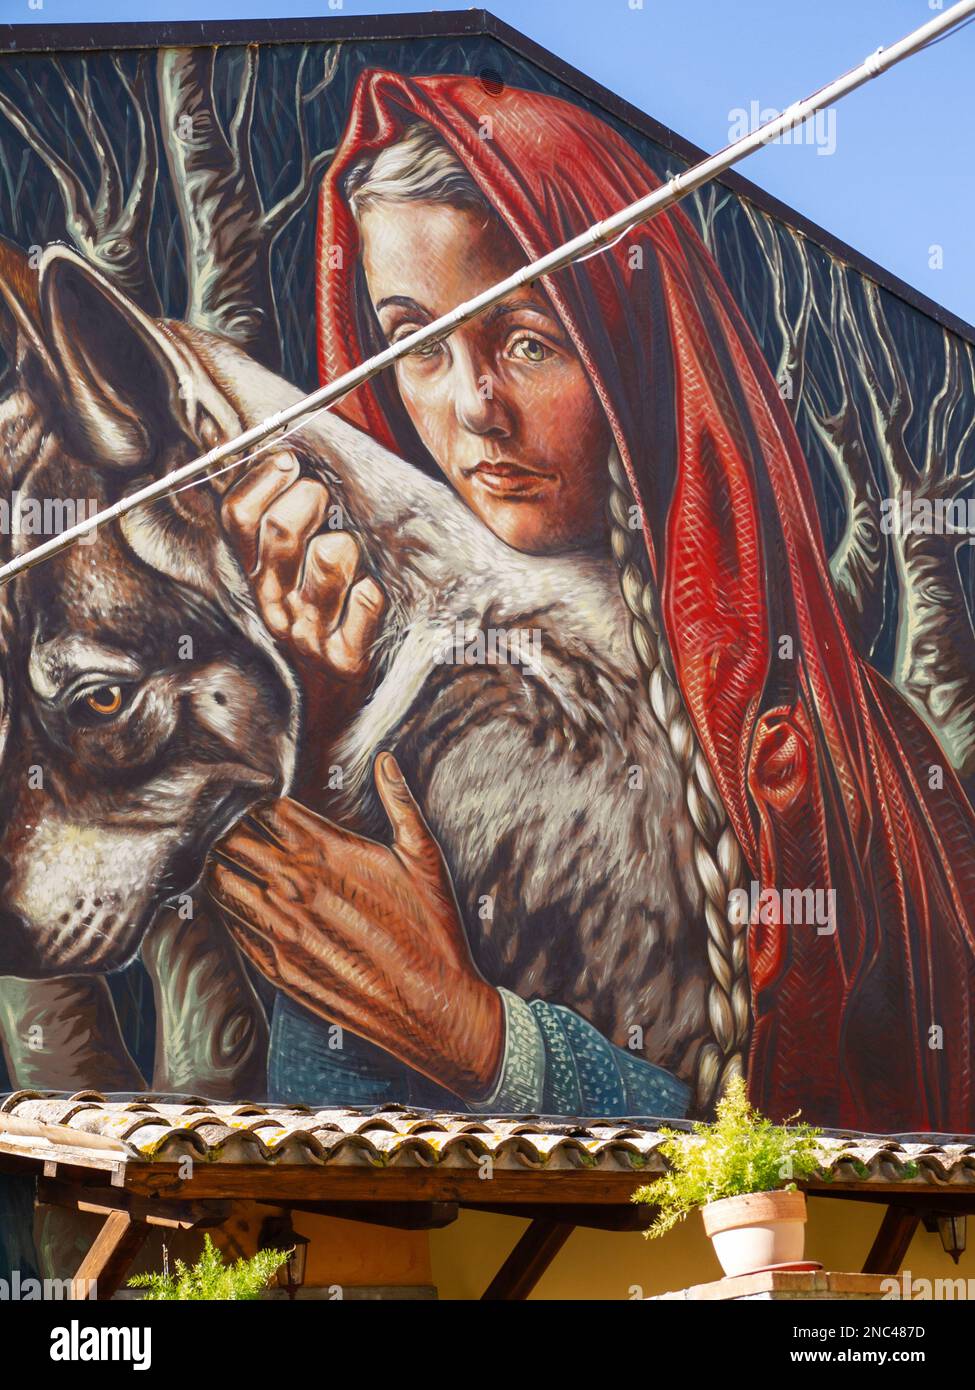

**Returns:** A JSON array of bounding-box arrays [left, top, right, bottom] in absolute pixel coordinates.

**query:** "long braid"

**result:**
[[607, 449, 752, 1114]]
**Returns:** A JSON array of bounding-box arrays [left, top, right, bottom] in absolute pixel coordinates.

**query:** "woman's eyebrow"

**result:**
[[375, 294, 429, 318], [484, 298, 559, 326], [376, 293, 559, 328]]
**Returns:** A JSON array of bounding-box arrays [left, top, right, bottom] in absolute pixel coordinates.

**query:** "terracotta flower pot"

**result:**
[[701, 1189, 807, 1277]]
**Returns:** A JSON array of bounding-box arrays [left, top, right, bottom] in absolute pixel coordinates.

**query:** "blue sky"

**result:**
[[3, 0, 973, 324]]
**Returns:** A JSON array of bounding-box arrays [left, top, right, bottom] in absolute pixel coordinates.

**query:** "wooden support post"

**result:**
[[862, 1206, 920, 1275], [72, 1210, 149, 1301], [481, 1218, 574, 1301]]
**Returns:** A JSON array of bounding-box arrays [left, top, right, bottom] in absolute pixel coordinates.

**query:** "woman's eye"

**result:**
[[407, 338, 443, 360], [509, 335, 551, 363], [78, 685, 126, 719]]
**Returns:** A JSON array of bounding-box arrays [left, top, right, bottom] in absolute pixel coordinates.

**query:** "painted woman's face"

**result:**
[[359, 200, 612, 554]]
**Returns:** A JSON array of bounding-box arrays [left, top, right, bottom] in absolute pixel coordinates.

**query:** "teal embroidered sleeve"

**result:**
[[466, 987, 690, 1118]]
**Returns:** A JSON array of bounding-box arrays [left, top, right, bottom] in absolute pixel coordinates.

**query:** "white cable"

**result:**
[[165, 400, 338, 501]]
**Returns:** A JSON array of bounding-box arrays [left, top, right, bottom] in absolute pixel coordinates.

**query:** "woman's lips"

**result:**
[[464, 460, 555, 498]]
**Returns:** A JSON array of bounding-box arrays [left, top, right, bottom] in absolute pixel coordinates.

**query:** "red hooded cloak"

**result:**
[[316, 69, 975, 1133]]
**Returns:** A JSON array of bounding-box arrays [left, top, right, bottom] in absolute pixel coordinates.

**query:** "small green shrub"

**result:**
[[127, 1233, 289, 1300], [632, 1075, 825, 1239]]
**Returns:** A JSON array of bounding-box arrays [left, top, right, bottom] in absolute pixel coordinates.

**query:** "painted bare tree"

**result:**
[[801, 256, 887, 660], [0, 56, 160, 313], [740, 199, 813, 416], [696, 194, 888, 659], [712, 194, 975, 782], [157, 44, 339, 372], [850, 288, 975, 777]]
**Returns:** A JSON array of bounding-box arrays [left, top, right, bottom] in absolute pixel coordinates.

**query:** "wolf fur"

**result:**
[[0, 246, 712, 1090]]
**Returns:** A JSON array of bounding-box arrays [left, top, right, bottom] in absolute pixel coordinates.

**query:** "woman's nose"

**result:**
[[453, 361, 512, 437]]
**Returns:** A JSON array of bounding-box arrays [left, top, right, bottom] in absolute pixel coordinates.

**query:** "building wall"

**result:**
[[0, 15, 973, 1148], [431, 1200, 975, 1300], [28, 1190, 975, 1300]]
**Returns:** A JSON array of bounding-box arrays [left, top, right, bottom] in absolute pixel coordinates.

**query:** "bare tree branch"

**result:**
[[0, 86, 93, 243], [160, 43, 340, 370], [690, 183, 732, 263], [262, 45, 338, 242], [740, 201, 812, 415], [845, 285, 975, 778], [228, 43, 258, 184], [112, 54, 159, 273], [264, 145, 336, 243], [798, 258, 887, 656], [0, 58, 160, 312], [54, 58, 123, 229], [303, 43, 341, 105]]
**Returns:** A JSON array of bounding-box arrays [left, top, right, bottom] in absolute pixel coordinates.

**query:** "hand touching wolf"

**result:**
[[220, 448, 386, 753], [214, 446, 506, 1099], [208, 758, 505, 1099]]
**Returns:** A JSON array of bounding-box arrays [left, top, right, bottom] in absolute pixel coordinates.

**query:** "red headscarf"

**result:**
[[317, 70, 975, 1133]]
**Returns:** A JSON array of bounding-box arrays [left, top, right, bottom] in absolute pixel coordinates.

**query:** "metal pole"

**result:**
[[1, 0, 972, 585]]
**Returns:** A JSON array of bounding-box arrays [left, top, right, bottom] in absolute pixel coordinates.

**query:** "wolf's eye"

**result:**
[[82, 685, 124, 717]]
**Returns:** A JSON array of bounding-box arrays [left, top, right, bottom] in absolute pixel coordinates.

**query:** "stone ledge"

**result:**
[[650, 1270, 899, 1301]]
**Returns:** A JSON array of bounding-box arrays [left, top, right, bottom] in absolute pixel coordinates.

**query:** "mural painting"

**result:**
[[0, 30, 974, 1133]]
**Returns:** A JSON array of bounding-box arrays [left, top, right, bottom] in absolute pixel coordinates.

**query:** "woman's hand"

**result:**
[[219, 448, 387, 797], [220, 448, 385, 680], [205, 752, 505, 1101]]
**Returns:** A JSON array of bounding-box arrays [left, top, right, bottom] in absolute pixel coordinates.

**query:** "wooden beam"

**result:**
[[811, 1188, 975, 1214], [0, 1146, 125, 1183], [38, 1178, 230, 1230], [862, 1206, 921, 1275], [803, 1179, 968, 1197], [123, 1163, 648, 1204], [481, 1218, 575, 1300], [258, 1200, 459, 1230], [9, 1149, 971, 1211], [465, 1201, 653, 1231], [72, 1210, 149, 1302]]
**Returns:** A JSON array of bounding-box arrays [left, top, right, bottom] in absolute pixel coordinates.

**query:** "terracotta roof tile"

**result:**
[[2, 1091, 974, 1182]]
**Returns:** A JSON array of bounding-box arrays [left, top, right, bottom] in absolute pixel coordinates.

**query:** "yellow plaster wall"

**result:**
[[205, 1204, 432, 1290], [204, 1195, 975, 1299], [427, 1198, 975, 1300], [41, 1192, 973, 1299]]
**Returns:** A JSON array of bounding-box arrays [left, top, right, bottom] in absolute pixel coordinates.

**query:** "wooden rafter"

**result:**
[[481, 1218, 575, 1301]]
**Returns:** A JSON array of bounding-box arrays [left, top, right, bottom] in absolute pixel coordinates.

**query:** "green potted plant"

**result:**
[[632, 1075, 824, 1278], [127, 1234, 290, 1300]]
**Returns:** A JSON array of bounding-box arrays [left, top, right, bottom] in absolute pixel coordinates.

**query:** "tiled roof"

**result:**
[[2, 1091, 975, 1182]]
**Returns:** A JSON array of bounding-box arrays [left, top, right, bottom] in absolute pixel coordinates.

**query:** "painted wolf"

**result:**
[[0, 244, 714, 1097]]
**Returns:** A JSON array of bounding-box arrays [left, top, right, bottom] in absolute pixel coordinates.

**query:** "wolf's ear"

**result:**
[[36, 245, 230, 471], [0, 236, 56, 383]]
